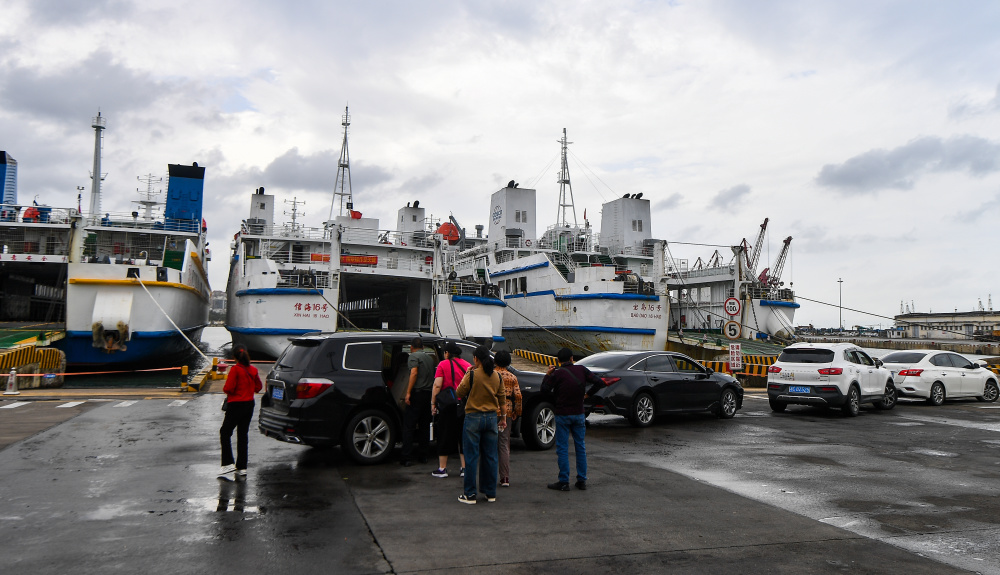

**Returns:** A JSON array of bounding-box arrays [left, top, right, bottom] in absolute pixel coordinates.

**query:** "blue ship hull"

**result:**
[[55, 327, 206, 367]]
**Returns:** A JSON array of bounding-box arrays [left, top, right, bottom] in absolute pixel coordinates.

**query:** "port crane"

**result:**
[[742, 218, 768, 283], [758, 236, 792, 287]]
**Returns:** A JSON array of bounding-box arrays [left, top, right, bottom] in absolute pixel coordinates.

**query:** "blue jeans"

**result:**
[[462, 411, 498, 498], [555, 414, 587, 483]]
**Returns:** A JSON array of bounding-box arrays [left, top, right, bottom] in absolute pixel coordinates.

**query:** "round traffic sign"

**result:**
[[723, 320, 741, 340], [724, 297, 741, 316]]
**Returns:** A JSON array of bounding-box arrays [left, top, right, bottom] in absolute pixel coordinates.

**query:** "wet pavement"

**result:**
[[0, 391, 996, 574]]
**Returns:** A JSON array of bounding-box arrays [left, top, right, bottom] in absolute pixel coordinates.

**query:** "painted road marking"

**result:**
[[898, 413, 1000, 433], [976, 406, 1000, 409], [168, 400, 188, 407], [113, 400, 137, 408], [0, 401, 29, 409], [56, 401, 85, 408]]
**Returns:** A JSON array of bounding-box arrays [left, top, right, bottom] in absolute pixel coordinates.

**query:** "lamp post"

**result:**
[[838, 278, 843, 331]]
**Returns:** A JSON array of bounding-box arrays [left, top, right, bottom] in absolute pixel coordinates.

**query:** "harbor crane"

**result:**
[[742, 218, 768, 283], [762, 236, 792, 287]]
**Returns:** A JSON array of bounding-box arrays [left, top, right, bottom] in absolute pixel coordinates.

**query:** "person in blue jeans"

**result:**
[[541, 347, 603, 491], [454, 346, 507, 504]]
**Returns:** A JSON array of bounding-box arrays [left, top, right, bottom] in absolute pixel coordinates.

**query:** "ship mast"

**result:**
[[285, 197, 305, 232], [87, 112, 107, 220], [135, 173, 162, 221], [555, 128, 577, 228], [328, 106, 353, 220]]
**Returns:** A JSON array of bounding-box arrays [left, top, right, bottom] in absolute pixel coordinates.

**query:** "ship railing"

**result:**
[[0, 204, 78, 224], [438, 281, 498, 297], [81, 209, 202, 234], [339, 227, 437, 248], [0, 226, 73, 256], [737, 286, 795, 301], [80, 233, 195, 264], [242, 222, 330, 240], [277, 270, 335, 289], [261, 244, 333, 265]]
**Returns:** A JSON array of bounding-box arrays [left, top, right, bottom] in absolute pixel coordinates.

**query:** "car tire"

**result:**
[[768, 398, 787, 412], [342, 409, 396, 465], [927, 382, 945, 406], [717, 388, 738, 419], [628, 392, 655, 427], [841, 385, 860, 417], [978, 380, 999, 403], [874, 383, 897, 410], [522, 401, 556, 450]]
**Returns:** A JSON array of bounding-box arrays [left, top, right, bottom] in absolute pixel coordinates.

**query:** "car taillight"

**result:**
[[898, 369, 923, 377], [601, 377, 620, 386], [817, 386, 839, 392], [296, 378, 334, 399], [767, 384, 780, 390], [817, 368, 843, 375], [768, 366, 782, 373]]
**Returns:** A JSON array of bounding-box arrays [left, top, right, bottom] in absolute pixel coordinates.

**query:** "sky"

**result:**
[[2, 0, 999, 329]]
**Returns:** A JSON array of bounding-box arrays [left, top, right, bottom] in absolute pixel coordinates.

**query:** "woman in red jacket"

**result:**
[[219, 344, 263, 478]]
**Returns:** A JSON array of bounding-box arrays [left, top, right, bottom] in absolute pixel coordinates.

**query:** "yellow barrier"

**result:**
[[513, 349, 559, 367], [742, 355, 777, 366]]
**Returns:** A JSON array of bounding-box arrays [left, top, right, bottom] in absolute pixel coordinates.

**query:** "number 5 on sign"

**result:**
[[724, 320, 741, 340]]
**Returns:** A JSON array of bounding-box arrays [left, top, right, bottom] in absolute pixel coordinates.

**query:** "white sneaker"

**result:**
[[218, 464, 237, 478], [235, 469, 247, 477]]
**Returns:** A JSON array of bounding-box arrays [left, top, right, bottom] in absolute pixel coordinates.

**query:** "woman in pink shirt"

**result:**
[[430, 343, 471, 478]]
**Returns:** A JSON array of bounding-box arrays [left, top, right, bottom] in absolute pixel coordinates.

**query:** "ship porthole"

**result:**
[[584, 285, 589, 291], [573, 307, 577, 313]]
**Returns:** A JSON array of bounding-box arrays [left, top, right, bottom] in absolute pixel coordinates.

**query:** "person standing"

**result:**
[[541, 347, 602, 491], [494, 350, 522, 487], [455, 346, 506, 504], [430, 343, 471, 478], [400, 337, 436, 466], [219, 344, 263, 478]]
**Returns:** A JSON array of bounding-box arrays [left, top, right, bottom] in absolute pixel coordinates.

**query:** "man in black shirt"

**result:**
[[541, 347, 603, 491]]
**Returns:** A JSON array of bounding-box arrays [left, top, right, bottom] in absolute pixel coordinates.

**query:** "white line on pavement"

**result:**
[[56, 401, 85, 408], [0, 401, 29, 409], [898, 413, 1000, 433], [168, 400, 188, 407], [113, 400, 137, 408]]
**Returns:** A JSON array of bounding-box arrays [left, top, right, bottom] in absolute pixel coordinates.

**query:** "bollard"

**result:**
[[4, 368, 19, 395], [181, 365, 189, 388]]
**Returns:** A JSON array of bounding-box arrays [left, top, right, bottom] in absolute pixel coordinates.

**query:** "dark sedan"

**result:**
[[579, 351, 744, 426]]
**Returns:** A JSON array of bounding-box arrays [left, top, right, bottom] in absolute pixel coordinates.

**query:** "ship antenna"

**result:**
[[329, 106, 353, 220], [135, 173, 162, 221], [87, 111, 107, 220], [555, 128, 578, 228], [285, 197, 305, 232]]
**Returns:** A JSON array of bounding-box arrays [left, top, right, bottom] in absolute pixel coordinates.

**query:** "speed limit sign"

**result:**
[[724, 297, 741, 316], [724, 320, 741, 340]]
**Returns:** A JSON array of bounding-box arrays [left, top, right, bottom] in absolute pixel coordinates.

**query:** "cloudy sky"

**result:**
[[2, 0, 999, 329]]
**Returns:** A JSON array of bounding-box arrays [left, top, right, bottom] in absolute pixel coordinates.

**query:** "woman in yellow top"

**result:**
[[454, 346, 507, 504]]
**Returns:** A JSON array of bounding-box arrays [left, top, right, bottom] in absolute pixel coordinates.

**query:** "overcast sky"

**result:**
[[2, 0, 999, 329]]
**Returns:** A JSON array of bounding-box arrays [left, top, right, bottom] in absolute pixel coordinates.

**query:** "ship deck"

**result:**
[[0, 321, 66, 348]]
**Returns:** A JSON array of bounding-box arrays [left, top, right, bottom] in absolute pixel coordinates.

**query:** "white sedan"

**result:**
[[879, 350, 999, 405]]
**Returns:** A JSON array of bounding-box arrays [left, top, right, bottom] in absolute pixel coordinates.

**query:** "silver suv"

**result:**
[[767, 342, 896, 416]]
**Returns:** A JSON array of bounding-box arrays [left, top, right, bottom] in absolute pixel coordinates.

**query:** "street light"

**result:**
[[838, 278, 843, 331]]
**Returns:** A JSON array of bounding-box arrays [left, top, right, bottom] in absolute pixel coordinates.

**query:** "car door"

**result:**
[[670, 354, 718, 409], [928, 353, 958, 396], [854, 350, 881, 396], [945, 353, 978, 396], [843, 350, 867, 391], [642, 354, 685, 411]]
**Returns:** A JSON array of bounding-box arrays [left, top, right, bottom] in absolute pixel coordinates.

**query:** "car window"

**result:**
[[343, 342, 382, 372], [276, 340, 321, 369], [929, 354, 951, 367], [672, 355, 705, 374], [855, 351, 875, 366], [844, 350, 860, 364], [577, 354, 634, 370], [626, 358, 646, 371], [644, 355, 674, 372], [881, 351, 927, 364], [777, 348, 836, 363], [947, 354, 974, 369]]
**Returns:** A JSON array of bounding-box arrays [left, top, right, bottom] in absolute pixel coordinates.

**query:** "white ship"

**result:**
[[225, 108, 505, 358], [663, 218, 798, 339], [0, 113, 211, 365], [448, 129, 671, 356]]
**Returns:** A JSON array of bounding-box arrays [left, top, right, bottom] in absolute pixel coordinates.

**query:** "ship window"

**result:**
[[515, 211, 520, 223], [520, 277, 527, 293], [412, 215, 417, 222]]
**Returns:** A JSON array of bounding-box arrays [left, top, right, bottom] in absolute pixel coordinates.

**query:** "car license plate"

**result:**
[[272, 386, 284, 400], [789, 386, 810, 393]]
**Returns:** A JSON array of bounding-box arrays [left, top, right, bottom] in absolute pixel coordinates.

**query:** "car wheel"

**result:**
[[522, 401, 556, 450], [841, 385, 860, 417], [874, 383, 897, 410], [629, 392, 655, 427], [717, 388, 738, 419], [978, 380, 999, 403], [342, 409, 396, 465], [768, 398, 787, 412], [927, 382, 945, 406]]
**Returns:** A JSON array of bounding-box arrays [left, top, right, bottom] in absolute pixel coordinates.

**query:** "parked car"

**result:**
[[767, 342, 896, 416], [258, 332, 554, 465], [576, 350, 744, 427], [878, 350, 999, 405]]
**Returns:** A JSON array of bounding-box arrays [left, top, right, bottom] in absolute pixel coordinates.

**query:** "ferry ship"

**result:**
[[0, 113, 211, 365], [448, 129, 671, 356], [225, 108, 504, 358]]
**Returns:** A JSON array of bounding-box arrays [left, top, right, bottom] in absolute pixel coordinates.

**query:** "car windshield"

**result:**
[[777, 348, 836, 363], [880, 351, 928, 364], [577, 354, 633, 370], [275, 340, 321, 368]]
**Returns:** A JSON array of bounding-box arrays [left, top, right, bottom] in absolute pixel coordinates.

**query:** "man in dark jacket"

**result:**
[[541, 347, 603, 491]]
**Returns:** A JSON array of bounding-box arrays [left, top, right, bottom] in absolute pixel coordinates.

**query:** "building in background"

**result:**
[[1, 151, 16, 205], [211, 290, 226, 313], [895, 310, 1000, 340]]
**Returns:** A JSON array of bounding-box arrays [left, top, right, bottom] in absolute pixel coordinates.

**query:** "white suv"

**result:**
[[767, 342, 896, 416], [880, 350, 999, 405]]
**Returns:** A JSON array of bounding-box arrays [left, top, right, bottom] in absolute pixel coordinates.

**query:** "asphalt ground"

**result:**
[[0, 390, 996, 574]]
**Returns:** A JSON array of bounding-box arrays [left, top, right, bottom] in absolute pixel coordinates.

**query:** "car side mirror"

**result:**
[[705, 368, 714, 375], [874, 359, 883, 368]]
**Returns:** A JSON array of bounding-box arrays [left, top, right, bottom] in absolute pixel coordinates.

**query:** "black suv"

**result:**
[[258, 331, 555, 465]]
